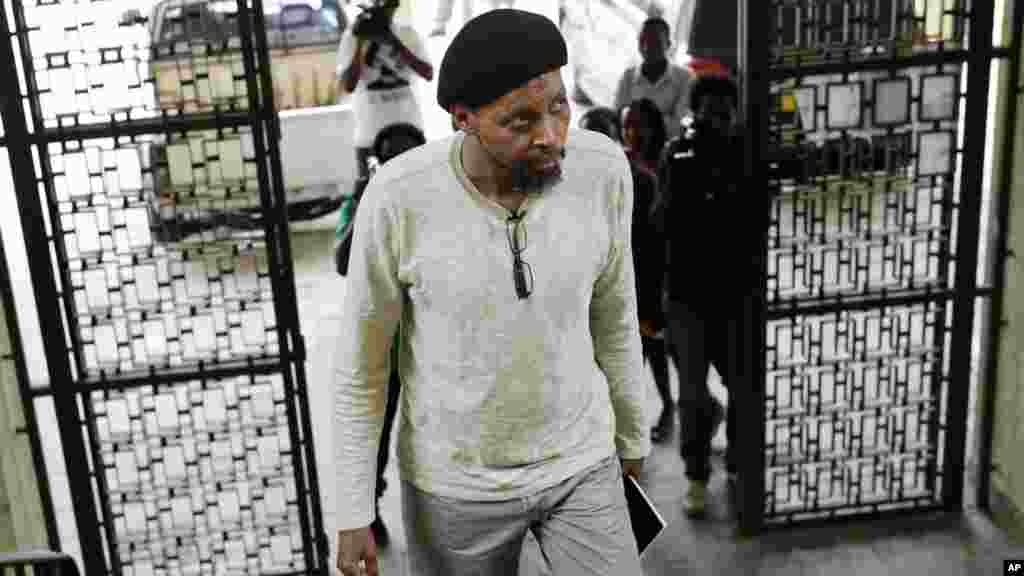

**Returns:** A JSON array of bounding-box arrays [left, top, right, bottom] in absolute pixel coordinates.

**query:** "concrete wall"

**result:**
[[988, 0, 1024, 540]]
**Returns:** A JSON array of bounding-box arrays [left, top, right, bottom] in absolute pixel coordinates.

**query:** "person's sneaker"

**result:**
[[650, 407, 674, 444], [684, 482, 708, 517], [429, 24, 446, 37], [370, 515, 390, 548]]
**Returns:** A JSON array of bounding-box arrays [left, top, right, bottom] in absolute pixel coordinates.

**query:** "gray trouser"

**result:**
[[401, 455, 642, 576]]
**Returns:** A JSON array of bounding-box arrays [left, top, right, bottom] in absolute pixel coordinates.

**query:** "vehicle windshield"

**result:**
[[152, 0, 340, 51]]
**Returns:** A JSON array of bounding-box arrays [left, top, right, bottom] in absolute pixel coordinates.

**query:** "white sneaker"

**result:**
[[684, 481, 707, 517]]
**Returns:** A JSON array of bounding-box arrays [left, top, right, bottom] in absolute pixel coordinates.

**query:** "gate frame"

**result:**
[[0, 0, 328, 572], [737, 0, 1015, 534], [0, 3, 106, 569], [978, 0, 1023, 514]]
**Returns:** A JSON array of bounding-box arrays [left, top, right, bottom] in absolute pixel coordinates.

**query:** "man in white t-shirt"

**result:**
[[336, 1, 433, 186], [613, 16, 692, 140]]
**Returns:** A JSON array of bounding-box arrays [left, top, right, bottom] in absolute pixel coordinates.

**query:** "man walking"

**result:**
[[658, 75, 748, 517], [333, 9, 649, 575]]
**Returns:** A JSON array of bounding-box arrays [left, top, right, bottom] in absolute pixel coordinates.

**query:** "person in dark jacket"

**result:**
[[657, 75, 747, 516], [622, 98, 673, 443]]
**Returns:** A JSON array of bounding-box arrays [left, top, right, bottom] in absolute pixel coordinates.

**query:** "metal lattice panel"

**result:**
[[771, 0, 969, 66], [93, 375, 306, 575], [761, 0, 978, 524], [51, 134, 279, 378], [20, 0, 251, 125], [765, 302, 950, 519], [1, 0, 325, 572]]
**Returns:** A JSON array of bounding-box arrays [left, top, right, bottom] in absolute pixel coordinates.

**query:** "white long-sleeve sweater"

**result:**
[[333, 127, 650, 531]]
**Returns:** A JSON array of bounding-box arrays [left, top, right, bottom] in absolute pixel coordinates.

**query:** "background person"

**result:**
[[657, 75, 746, 517], [613, 16, 692, 141], [336, 0, 433, 190], [622, 97, 673, 444], [578, 106, 622, 143]]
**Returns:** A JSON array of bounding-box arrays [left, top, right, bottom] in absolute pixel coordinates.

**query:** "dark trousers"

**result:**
[[376, 346, 402, 501], [664, 298, 737, 483], [641, 335, 672, 419]]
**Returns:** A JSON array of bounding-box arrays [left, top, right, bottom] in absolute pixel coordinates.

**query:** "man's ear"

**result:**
[[451, 104, 478, 133]]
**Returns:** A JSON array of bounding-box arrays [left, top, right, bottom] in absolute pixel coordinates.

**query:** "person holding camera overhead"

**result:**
[[336, 0, 433, 188]]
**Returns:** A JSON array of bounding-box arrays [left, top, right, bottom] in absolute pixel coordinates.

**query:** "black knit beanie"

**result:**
[[437, 9, 568, 112]]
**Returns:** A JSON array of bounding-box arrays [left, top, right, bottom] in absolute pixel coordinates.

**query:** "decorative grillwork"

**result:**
[[1, 0, 325, 572], [770, 0, 969, 66], [20, 0, 252, 125], [764, 302, 950, 519], [761, 0, 979, 524], [50, 134, 279, 378], [93, 375, 306, 575]]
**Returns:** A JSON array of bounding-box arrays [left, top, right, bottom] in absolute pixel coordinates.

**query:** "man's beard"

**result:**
[[511, 148, 567, 193]]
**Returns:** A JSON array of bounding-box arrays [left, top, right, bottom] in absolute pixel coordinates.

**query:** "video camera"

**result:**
[[351, 0, 400, 39]]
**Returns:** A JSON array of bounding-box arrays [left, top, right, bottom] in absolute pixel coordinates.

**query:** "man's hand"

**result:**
[[620, 458, 644, 481], [336, 527, 378, 576], [391, 34, 434, 81]]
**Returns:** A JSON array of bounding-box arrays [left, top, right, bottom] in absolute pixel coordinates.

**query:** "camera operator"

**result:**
[[336, 0, 433, 186]]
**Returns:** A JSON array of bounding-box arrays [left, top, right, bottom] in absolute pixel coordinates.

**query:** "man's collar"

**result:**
[[640, 59, 669, 83]]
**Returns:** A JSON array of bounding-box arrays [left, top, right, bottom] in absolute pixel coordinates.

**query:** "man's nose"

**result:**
[[533, 116, 559, 147]]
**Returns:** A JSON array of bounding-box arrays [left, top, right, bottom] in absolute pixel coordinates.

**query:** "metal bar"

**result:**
[[977, 0, 1022, 512], [25, 356, 289, 397], [246, 0, 322, 570], [77, 389, 122, 576], [943, 0, 995, 513], [766, 286, 995, 319], [740, 0, 770, 535], [233, 3, 319, 572], [760, 505, 951, 532], [10, 0, 87, 386], [9, 0, 126, 568], [768, 46, 1011, 80], [0, 195, 59, 550], [0, 3, 106, 572], [28, 110, 258, 144]]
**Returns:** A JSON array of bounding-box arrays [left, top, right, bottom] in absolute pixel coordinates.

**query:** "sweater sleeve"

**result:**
[[590, 153, 651, 462], [333, 179, 403, 531]]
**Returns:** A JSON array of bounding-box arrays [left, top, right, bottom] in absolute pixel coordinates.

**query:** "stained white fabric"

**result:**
[[333, 128, 649, 531]]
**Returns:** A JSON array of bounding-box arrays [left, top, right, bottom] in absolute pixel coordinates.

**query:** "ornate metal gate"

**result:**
[[0, 0, 327, 572], [737, 0, 1016, 530]]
